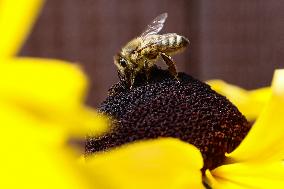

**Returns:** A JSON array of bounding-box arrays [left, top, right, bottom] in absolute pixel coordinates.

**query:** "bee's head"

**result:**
[[114, 53, 133, 85]]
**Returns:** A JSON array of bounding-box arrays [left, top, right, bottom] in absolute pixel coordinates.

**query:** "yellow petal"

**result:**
[[0, 0, 44, 57], [207, 80, 271, 121], [205, 170, 248, 189], [0, 102, 92, 189], [0, 57, 108, 188], [226, 69, 284, 163], [0, 58, 107, 135], [85, 138, 205, 189], [0, 58, 87, 108], [207, 162, 284, 189]]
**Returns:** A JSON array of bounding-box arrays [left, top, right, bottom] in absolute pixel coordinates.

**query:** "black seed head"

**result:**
[[86, 66, 251, 170]]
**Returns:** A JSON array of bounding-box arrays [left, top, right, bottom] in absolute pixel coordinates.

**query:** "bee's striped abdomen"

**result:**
[[156, 33, 189, 54], [139, 33, 189, 60]]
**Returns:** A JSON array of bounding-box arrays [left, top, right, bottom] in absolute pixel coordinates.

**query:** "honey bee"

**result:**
[[114, 13, 189, 88]]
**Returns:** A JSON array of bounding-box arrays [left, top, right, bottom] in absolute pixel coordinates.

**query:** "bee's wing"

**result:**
[[140, 13, 168, 38]]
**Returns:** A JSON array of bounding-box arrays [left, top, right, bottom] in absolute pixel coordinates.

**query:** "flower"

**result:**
[[3, 0, 283, 188], [86, 68, 284, 188], [0, 0, 107, 188]]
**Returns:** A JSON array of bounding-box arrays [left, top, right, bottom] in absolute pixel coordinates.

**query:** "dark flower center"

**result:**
[[86, 66, 251, 171]]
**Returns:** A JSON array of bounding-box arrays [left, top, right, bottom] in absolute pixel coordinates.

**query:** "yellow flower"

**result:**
[[3, 0, 283, 188], [0, 0, 107, 188], [85, 69, 284, 189]]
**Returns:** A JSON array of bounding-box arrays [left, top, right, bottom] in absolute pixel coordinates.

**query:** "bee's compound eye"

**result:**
[[119, 58, 127, 67]]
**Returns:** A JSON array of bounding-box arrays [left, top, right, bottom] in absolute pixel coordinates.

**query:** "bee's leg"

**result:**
[[144, 61, 150, 82], [130, 78, 134, 89], [160, 53, 179, 81], [129, 72, 136, 89]]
